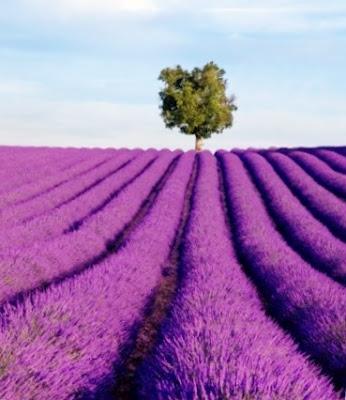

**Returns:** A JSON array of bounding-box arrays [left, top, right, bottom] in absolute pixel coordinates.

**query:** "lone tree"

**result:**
[[158, 62, 237, 151]]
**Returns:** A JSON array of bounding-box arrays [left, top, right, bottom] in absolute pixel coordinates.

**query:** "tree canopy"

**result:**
[[159, 62, 237, 150]]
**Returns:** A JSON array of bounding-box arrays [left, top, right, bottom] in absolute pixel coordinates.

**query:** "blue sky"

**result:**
[[0, 0, 345, 150]]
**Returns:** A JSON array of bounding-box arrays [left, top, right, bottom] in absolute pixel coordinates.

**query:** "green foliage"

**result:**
[[159, 62, 237, 140]]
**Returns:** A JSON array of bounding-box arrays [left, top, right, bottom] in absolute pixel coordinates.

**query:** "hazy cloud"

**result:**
[[0, 0, 345, 149], [23, 0, 159, 17], [1, 96, 345, 150], [0, 80, 42, 95], [206, 3, 346, 33]]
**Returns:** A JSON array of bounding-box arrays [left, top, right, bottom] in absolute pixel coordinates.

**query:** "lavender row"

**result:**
[[0, 150, 156, 251], [0, 150, 179, 306], [264, 150, 346, 242], [0, 147, 67, 176], [218, 151, 346, 387], [242, 151, 346, 284], [0, 152, 195, 400], [0, 149, 125, 216], [288, 150, 346, 198], [0, 148, 105, 208], [311, 149, 346, 174], [138, 151, 337, 399], [335, 147, 346, 155], [0, 150, 140, 229], [322, 146, 346, 156], [0, 147, 89, 195], [0, 146, 82, 175], [0, 149, 115, 209], [2, 147, 105, 182]]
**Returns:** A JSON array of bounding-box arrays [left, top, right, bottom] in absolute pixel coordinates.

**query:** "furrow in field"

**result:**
[[0, 150, 179, 310], [241, 151, 346, 285], [113, 151, 198, 400], [287, 150, 346, 198], [263, 150, 346, 242], [0, 150, 157, 251], [137, 151, 338, 400], [218, 151, 346, 389], [0, 151, 195, 400], [0, 150, 139, 230]]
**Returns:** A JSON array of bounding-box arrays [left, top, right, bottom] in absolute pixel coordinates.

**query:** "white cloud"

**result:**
[[0, 99, 190, 149], [205, 2, 346, 33], [7, 0, 346, 31], [1, 0, 345, 151], [20, 0, 159, 19], [224, 108, 346, 149], [0, 97, 345, 151], [0, 80, 42, 95]]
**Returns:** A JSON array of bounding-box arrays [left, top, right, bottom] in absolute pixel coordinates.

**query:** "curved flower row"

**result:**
[[241, 151, 346, 284], [0, 151, 136, 229], [289, 150, 346, 198], [264, 150, 346, 242], [138, 151, 337, 399], [0, 150, 179, 307], [0, 151, 195, 400], [311, 149, 346, 173], [0, 146, 90, 196], [0, 149, 115, 209], [218, 151, 346, 388], [0, 150, 155, 251]]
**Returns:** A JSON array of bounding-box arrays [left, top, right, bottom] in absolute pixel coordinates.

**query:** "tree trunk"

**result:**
[[195, 136, 204, 152]]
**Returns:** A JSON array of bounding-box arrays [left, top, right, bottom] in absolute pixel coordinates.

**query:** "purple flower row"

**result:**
[[138, 151, 337, 399], [0, 147, 90, 195], [0, 150, 155, 252], [264, 150, 346, 242], [289, 150, 346, 198], [0, 151, 195, 400], [218, 151, 346, 388], [311, 149, 346, 174], [0, 150, 178, 307], [0, 150, 139, 229], [241, 151, 346, 284], [0, 149, 116, 210]]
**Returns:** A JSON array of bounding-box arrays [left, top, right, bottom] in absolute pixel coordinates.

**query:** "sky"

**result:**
[[0, 0, 345, 151]]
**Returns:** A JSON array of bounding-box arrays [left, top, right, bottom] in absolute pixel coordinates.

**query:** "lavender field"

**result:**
[[1, 145, 346, 399]]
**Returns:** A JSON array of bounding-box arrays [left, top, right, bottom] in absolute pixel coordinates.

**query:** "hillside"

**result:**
[[0, 145, 346, 399]]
